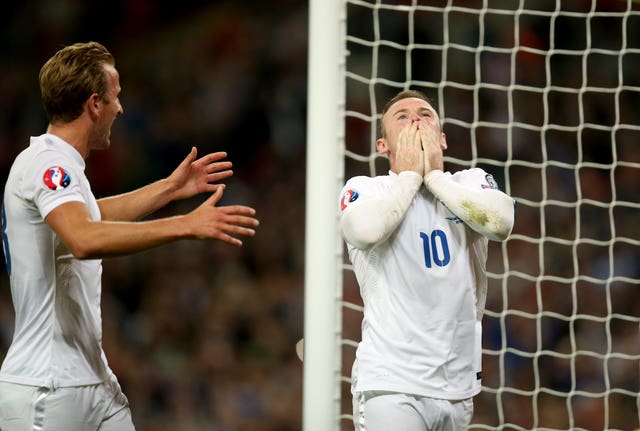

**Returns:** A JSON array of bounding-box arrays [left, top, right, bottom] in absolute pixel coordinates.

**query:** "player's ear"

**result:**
[[87, 93, 100, 119], [440, 132, 448, 150], [376, 137, 389, 154]]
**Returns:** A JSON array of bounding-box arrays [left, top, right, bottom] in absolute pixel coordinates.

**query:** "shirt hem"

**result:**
[[0, 374, 106, 388], [352, 383, 481, 401]]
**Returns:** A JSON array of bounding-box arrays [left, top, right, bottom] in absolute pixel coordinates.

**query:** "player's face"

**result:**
[[377, 97, 446, 156], [89, 64, 123, 151]]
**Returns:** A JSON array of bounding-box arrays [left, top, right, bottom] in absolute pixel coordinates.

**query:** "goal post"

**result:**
[[305, 1, 640, 430], [302, 0, 346, 430]]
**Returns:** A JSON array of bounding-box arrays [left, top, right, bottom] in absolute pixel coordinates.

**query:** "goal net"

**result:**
[[304, 0, 640, 430]]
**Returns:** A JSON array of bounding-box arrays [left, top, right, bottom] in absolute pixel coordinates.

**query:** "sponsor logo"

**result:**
[[446, 216, 463, 224], [43, 166, 71, 190]]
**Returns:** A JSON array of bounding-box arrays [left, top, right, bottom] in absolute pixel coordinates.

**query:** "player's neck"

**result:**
[[47, 121, 91, 159]]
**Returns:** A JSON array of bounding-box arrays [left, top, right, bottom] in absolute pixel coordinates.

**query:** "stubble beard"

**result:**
[[88, 122, 112, 152]]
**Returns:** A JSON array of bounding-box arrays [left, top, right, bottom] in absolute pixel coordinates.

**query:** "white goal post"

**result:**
[[302, 1, 346, 431], [304, 1, 640, 430]]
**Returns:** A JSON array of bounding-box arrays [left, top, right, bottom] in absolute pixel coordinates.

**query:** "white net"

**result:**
[[340, 0, 640, 429]]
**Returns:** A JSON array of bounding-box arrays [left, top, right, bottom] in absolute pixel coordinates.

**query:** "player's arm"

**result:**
[[46, 186, 258, 259], [418, 122, 514, 241], [98, 147, 232, 221], [424, 170, 514, 241], [341, 122, 424, 249], [340, 171, 422, 250]]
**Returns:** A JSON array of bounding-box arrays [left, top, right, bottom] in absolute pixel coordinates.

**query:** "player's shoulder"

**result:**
[[451, 167, 487, 177], [20, 146, 61, 177], [345, 174, 383, 183], [11, 135, 80, 190], [344, 174, 389, 189], [21, 135, 66, 160], [340, 174, 391, 210]]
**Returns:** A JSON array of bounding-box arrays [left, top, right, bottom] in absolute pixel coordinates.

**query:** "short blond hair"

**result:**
[[39, 41, 115, 124]]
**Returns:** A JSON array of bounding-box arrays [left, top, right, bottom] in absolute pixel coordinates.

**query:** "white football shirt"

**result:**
[[340, 168, 493, 400], [0, 133, 112, 388]]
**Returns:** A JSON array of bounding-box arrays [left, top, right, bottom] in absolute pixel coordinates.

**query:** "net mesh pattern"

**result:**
[[340, 1, 640, 429]]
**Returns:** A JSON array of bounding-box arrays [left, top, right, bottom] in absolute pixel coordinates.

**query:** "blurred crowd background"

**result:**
[[0, 1, 307, 430], [0, 0, 638, 430]]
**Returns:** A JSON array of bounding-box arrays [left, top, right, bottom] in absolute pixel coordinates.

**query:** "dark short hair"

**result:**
[[379, 89, 437, 138], [39, 41, 115, 124]]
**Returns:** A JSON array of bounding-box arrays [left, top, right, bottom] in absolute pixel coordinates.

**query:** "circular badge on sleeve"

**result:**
[[43, 166, 71, 190], [340, 189, 359, 211]]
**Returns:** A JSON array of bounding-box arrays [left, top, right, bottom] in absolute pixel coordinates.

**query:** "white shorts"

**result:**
[[353, 391, 474, 431], [0, 377, 135, 431]]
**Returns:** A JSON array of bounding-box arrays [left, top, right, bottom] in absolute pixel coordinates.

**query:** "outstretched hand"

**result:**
[[168, 147, 234, 201], [187, 185, 259, 246]]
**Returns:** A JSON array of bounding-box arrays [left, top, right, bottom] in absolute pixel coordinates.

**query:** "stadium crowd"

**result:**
[[1, 1, 306, 430]]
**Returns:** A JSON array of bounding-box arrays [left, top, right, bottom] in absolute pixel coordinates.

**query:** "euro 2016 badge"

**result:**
[[341, 189, 359, 211], [43, 166, 71, 190]]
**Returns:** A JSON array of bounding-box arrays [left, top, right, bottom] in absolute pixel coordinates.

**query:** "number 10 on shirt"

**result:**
[[420, 229, 450, 268]]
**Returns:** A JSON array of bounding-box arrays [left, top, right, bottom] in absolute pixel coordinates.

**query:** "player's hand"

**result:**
[[395, 122, 424, 176], [187, 185, 259, 246], [419, 124, 444, 174], [167, 147, 234, 200]]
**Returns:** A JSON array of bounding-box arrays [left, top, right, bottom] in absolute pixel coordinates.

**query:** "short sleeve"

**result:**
[[24, 151, 87, 219]]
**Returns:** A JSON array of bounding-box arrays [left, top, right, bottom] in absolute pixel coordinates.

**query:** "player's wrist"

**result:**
[[170, 213, 194, 239], [398, 170, 423, 188], [160, 176, 184, 201], [396, 171, 423, 197], [423, 169, 445, 189]]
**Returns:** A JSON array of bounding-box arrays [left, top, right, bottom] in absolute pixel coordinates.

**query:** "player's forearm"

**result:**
[[68, 216, 190, 259], [98, 178, 177, 221], [341, 171, 422, 249], [424, 170, 514, 241]]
